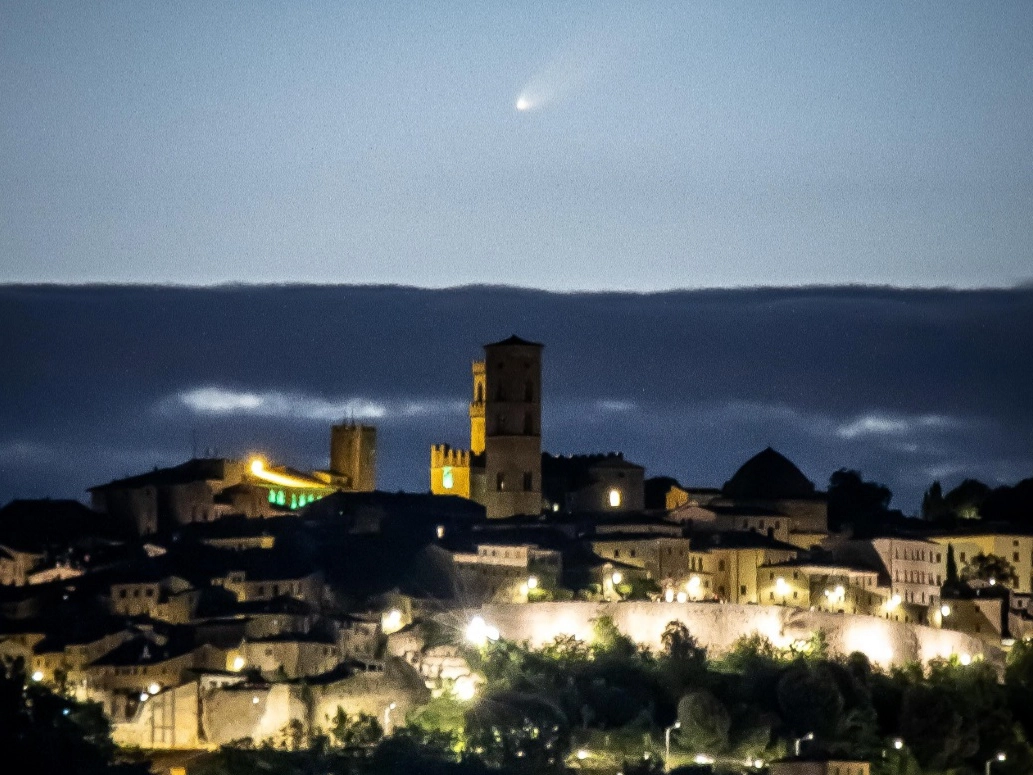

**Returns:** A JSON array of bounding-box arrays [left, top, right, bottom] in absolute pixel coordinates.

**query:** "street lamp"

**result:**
[[665, 721, 680, 766], [794, 732, 814, 757], [893, 738, 904, 750], [384, 702, 396, 734], [986, 752, 1006, 775]]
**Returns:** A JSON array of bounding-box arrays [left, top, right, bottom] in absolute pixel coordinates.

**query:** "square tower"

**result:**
[[482, 335, 543, 518], [469, 360, 486, 454], [330, 423, 377, 492]]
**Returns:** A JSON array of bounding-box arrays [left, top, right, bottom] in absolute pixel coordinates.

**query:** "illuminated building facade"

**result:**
[[431, 335, 543, 519]]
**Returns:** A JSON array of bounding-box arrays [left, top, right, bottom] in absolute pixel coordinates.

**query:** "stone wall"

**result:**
[[468, 601, 1002, 669]]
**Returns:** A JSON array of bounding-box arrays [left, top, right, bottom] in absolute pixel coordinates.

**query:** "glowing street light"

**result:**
[[527, 576, 539, 590], [384, 702, 397, 734], [232, 656, 246, 672], [940, 604, 952, 617], [665, 721, 681, 765], [611, 572, 623, 586], [31, 670, 44, 682], [986, 752, 1006, 775], [693, 754, 715, 765], [893, 738, 904, 750], [794, 732, 815, 757], [577, 749, 589, 760], [147, 682, 161, 695]]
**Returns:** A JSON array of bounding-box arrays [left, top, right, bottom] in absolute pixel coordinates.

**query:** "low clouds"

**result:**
[[0, 285, 1030, 511], [835, 413, 956, 440], [172, 387, 463, 423]]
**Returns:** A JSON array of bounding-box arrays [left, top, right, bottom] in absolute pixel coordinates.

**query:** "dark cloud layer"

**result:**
[[1, 285, 1030, 513]]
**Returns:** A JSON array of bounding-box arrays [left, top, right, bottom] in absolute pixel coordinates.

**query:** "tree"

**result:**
[[961, 552, 1018, 588], [945, 479, 991, 519], [465, 690, 570, 773], [827, 470, 893, 533], [0, 659, 148, 775], [676, 691, 731, 753], [945, 543, 959, 585], [921, 481, 949, 521], [659, 621, 707, 692], [327, 708, 383, 748]]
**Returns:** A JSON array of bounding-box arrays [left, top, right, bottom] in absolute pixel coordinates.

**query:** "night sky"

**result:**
[[2, 285, 1030, 514], [2, 5, 1030, 514], [1, 2, 1030, 288]]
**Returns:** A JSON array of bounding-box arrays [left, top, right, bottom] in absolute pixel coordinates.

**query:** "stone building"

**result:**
[[431, 335, 544, 518], [928, 531, 1033, 594], [542, 453, 646, 513]]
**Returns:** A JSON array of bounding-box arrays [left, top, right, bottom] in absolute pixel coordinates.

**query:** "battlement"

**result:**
[[431, 444, 471, 469], [471, 360, 485, 376]]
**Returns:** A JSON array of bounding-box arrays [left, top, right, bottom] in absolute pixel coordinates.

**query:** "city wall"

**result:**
[[471, 601, 1002, 670]]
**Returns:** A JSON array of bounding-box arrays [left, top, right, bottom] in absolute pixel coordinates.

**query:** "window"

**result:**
[[496, 473, 505, 491], [608, 489, 622, 508], [1015, 553, 1020, 562], [740, 585, 747, 595], [960, 552, 966, 561], [442, 466, 454, 490], [718, 560, 725, 571], [630, 550, 637, 558], [523, 472, 533, 491]]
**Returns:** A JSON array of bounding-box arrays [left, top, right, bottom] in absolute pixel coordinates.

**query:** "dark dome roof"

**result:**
[[722, 447, 816, 500]]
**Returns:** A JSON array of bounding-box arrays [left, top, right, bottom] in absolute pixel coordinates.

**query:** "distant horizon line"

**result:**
[[3, 280, 1032, 295]]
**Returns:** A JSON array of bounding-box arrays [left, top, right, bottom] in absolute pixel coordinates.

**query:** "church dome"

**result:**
[[722, 447, 816, 500]]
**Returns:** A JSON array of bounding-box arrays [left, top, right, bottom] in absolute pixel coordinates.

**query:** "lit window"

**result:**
[[276, 490, 285, 506], [608, 489, 621, 508], [267, 490, 276, 503], [442, 466, 454, 490]]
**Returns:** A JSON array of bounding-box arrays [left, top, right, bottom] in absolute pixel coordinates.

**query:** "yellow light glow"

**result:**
[[775, 577, 789, 594], [676, 591, 688, 603], [382, 609, 403, 634], [959, 653, 972, 665], [527, 576, 539, 590], [940, 604, 952, 617], [232, 656, 246, 671], [249, 458, 325, 489], [611, 572, 623, 585], [608, 489, 622, 508], [465, 616, 499, 646], [885, 594, 901, 610], [687, 575, 701, 590], [665, 588, 675, 603], [577, 749, 589, 760], [31, 670, 43, 682], [147, 682, 161, 695], [454, 674, 477, 701]]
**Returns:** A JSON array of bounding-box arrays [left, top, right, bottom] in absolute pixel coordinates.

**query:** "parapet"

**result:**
[[431, 444, 471, 468]]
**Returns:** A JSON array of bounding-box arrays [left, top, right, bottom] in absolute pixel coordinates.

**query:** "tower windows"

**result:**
[[523, 472, 533, 491], [496, 473, 505, 491]]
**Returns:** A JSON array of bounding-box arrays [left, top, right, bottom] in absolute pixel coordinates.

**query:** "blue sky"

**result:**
[[2, 1, 1030, 288]]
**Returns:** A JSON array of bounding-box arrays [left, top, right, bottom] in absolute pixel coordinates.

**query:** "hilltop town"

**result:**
[[2, 335, 1032, 773]]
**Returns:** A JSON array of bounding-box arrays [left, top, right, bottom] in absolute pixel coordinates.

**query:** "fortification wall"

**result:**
[[473, 601, 1002, 670]]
